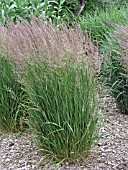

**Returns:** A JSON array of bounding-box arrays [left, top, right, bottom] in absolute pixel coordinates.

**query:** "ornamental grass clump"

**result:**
[[105, 24, 128, 114], [0, 54, 26, 132], [25, 58, 100, 163], [0, 18, 101, 73], [112, 24, 128, 114]]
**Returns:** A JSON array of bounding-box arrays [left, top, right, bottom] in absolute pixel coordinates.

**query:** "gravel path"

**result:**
[[0, 93, 128, 170]]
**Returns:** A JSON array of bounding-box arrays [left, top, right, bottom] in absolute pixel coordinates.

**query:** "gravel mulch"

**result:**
[[0, 93, 128, 170]]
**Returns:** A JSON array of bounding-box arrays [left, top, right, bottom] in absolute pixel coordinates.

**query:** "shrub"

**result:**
[[0, 54, 26, 131], [24, 58, 100, 163]]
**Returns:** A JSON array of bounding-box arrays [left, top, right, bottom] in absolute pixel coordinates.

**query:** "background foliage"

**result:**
[[1, 0, 127, 25], [0, 0, 75, 25]]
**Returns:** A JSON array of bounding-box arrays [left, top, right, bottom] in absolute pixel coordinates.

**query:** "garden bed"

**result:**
[[0, 93, 128, 170]]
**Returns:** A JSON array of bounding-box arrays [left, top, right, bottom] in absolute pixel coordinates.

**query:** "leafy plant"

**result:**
[[0, 0, 74, 26], [25, 58, 100, 163], [38, 0, 75, 26], [63, 0, 80, 13], [0, 0, 37, 24]]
